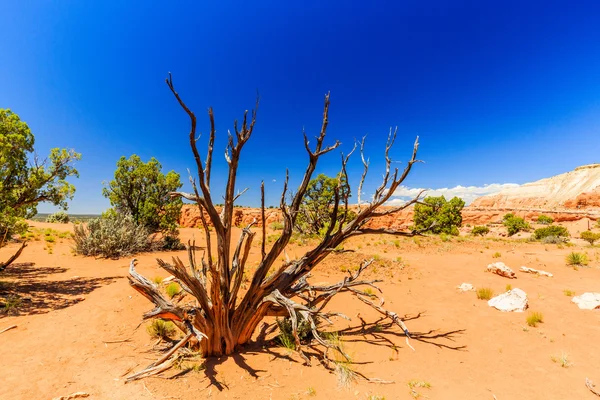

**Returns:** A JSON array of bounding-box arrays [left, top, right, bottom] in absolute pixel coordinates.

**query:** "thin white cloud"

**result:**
[[386, 183, 519, 206]]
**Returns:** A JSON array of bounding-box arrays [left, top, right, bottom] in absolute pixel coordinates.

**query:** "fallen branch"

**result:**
[[126, 333, 193, 382], [52, 393, 90, 400], [587, 378, 600, 397], [0, 325, 17, 334]]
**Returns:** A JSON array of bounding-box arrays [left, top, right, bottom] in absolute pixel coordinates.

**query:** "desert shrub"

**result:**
[[471, 226, 489, 236], [533, 226, 570, 241], [526, 311, 544, 327], [147, 319, 176, 340], [103, 155, 182, 235], [413, 195, 465, 235], [165, 282, 180, 298], [537, 215, 554, 225], [566, 252, 588, 266], [276, 315, 314, 348], [46, 211, 70, 223], [0, 108, 80, 258], [492, 252, 501, 258], [270, 221, 284, 230], [580, 231, 600, 245], [502, 213, 530, 236], [563, 289, 575, 297], [160, 235, 186, 250], [295, 173, 356, 236], [73, 213, 151, 258], [476, 287, 494, 300], [542, 235, 565, 244]]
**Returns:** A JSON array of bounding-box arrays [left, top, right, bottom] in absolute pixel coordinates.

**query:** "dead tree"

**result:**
[[128, 74, 428, 376]]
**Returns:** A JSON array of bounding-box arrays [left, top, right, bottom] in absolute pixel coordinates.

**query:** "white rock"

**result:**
[[487, 262, 517, 279], [519, 266, 553, 277], [572, 293, 600, 310], [488, 288, 528, 312], [457, 283, 475, 292]]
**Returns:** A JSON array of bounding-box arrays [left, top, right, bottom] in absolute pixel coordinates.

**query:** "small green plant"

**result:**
[[306, 387, 317, 397], [563, 289, 575, 297], [46, 211, 70, 223], [408, 380, 431, 398], [534, 226, 570, 241], [440, 233, 451, 242], [471, 225, 490, 236], [566, 252, 588, 266], [44, 235, 56, 243], [270, 221, 284, 230], [580, 231, 600, 245], [1, 295, 22, 315], [492, 252, 501, 258], [153, 276, 163, 285], [526, 311, 544, 327], [165, 282, 180, 298], [537, 215, 554, 225], [551, 352, 571, 368], [505, 284, 512, 291], [503, 213, 530, 236], [476, 287, 494, 300], [146, 319, 176, 340]]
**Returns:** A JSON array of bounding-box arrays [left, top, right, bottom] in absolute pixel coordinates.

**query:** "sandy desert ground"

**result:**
[[1, 220, 600, 399]]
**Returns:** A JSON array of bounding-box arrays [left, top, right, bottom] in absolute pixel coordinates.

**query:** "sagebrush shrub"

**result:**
[[46, 211, 70, 223], [580, 231, 600, 245], [536, 215, 554, 225], [471, 226, 489, 236], [73, 213, 151, 258], [533, 226, 569, 241], [503, 213, 530, 236]]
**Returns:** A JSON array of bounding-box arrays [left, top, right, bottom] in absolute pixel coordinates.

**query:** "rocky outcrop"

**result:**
[[465, 164, 600, 224], [488, 289, 529, 312], [178, 165, 600, 228], [178, 204, 415, 229]]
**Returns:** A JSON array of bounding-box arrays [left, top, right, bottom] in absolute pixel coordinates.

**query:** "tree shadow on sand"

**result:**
[[157, 313, 466, 391], [0, 262, 122, 316]]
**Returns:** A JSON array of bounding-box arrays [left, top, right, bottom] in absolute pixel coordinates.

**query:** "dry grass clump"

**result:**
[[476, 287, 494, 300], [165, 282, 180, 298], [146, 320, 176, 340], [526, 311, 544, 327], [551, 352, 572, 368]]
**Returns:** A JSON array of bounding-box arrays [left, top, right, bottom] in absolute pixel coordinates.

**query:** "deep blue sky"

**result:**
[[2, 1, 600, 213]]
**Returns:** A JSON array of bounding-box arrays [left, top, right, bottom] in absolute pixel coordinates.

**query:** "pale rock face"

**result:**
[[572, 293, 600, 310], [457, 283, 474, 292], [488, 288, 529, 312]]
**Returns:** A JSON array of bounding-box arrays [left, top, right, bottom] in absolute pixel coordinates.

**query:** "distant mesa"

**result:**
[[465, 164, 600, 224], [177, 164, 600, 228]]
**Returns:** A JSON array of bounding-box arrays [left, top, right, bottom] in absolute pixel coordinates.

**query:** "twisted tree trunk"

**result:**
[[128, 75, 430, 377]]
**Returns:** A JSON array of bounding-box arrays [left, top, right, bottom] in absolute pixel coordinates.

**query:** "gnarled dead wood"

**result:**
[[129, 78, 431, 373]]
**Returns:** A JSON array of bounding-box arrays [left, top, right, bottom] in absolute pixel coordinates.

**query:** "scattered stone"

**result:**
[[486, 262, 517, 279], [519, 266, 553, 277], [457, 283, 475, 292], [572, 293, 600, 310], [488, 288, 528, 312]]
